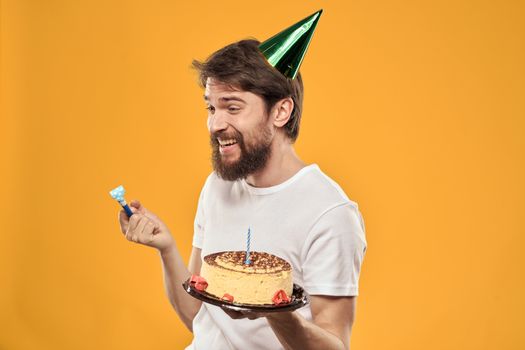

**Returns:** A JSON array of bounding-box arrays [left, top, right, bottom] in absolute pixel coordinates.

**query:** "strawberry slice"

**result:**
[[222, 293, 234, 302], [272, 289, 291, 305], [189, 274, 205, 284], [189, 275, 208, 291]]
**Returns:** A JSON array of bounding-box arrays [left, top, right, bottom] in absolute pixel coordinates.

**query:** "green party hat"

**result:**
[[258, 9, 323, 79]]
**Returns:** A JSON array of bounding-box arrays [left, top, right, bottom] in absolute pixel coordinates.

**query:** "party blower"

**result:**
[[109, 185, 134, 217]]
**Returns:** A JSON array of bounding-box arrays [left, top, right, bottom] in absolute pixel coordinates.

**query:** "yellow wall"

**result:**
[[1, 0, 524, 349]]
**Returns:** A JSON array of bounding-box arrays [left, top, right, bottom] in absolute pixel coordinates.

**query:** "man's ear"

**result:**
[[271, 97, 294, 128]]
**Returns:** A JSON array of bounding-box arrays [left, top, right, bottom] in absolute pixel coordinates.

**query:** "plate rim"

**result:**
[[182, 278, 310, 313]]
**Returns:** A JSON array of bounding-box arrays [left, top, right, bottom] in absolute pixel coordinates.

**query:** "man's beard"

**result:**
[[210, 125, 272, 181]]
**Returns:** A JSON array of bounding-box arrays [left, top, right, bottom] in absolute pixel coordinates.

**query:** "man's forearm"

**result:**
[[266, 312, 346, 350], [159, 244, 202, 331]]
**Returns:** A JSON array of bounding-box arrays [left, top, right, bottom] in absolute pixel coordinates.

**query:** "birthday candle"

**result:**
[[245, 227, 251, 265], [109, 185, 134, 217]]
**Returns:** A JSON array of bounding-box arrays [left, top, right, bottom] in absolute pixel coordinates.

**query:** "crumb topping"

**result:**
[[204, 251, 292, 274]]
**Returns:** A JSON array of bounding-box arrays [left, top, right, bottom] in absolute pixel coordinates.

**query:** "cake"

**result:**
[[198, 251, 293, 305]]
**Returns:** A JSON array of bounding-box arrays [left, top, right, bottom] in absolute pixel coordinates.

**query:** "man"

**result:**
[[118, 12, 367, 350]]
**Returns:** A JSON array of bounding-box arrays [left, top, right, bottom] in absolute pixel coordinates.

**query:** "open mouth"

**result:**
[[218, 138, 238, 149]]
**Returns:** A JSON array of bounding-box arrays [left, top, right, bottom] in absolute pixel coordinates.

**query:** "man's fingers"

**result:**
[[132, 217, 149, 242], [121, 205, 161, 245], [118, 210, 129, 234], [130, 200, 147, 214], [129, 200, 159, 221], [126, 214, 143, 241], [128, 213, 142, 232], [119, 209, 128, 220], [139, 220, 156, 243]]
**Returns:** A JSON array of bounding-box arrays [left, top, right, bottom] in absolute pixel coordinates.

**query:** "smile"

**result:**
[[218, 138, 238, 147]]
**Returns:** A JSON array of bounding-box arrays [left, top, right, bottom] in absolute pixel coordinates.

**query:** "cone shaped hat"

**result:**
[[258, 9, 323, 79]]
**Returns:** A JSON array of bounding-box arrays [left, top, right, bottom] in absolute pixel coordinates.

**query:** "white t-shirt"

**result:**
[[186, 164, 367, 350]]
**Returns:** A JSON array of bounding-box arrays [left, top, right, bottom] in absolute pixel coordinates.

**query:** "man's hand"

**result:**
[[118, 200, 174, 253], [221, 295, 355, 350]]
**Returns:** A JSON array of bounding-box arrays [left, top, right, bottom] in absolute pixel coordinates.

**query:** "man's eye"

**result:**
[[228, 106, 240, 112], [206, 106, 215, 113]]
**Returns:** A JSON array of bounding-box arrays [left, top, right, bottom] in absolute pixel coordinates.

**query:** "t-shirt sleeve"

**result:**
[[301, 203, 367, 296], [192, 173, 213, 249]]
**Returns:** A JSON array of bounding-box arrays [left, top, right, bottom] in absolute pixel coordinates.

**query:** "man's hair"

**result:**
[[192, 39, 304, 143]]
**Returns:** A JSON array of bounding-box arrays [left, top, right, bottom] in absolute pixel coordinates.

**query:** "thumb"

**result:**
[[130, 199, 146, 214]]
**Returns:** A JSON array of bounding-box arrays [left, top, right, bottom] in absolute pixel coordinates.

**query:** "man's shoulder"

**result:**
[[298, 164, 355, 207]]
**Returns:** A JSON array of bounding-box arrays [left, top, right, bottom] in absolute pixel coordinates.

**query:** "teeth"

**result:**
[[218, 138, 237, 146]]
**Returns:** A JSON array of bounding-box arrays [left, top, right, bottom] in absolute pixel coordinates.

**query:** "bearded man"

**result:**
[[117, 11, 367, 350]]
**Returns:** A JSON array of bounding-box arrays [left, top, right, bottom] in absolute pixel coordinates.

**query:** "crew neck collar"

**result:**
[[242, 164, 319, 195]]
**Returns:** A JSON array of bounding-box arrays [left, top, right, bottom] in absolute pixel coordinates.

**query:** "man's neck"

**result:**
[[245, 139, 306, 188]]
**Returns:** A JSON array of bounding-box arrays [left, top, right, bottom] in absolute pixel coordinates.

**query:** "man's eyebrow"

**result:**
[[203, 95, 247, 104], [220, 96, 246, 103]]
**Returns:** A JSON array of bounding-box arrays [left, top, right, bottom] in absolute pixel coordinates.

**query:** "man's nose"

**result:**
[[208, 111, 228, 134]]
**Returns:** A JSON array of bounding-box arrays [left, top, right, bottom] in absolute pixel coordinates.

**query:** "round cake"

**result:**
[[200, 251, 293, 305]]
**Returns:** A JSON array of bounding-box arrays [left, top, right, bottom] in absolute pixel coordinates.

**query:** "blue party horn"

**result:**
[[109, 185, 133, 217]]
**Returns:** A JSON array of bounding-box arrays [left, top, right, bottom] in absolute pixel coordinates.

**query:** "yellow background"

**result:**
[[1, 0, 524, 349]]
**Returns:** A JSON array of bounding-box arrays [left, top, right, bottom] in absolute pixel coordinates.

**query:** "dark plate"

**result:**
[[182, 278, 309, 313]]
